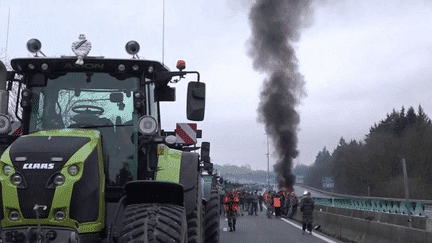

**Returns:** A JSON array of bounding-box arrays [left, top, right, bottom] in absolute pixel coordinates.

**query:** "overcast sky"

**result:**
[[1, 0, 432, 171]]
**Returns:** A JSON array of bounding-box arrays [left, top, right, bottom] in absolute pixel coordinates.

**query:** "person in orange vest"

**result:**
[[223, 190, 239, 232], [264, 191, 274, 218], [273, 193, 282, 218]]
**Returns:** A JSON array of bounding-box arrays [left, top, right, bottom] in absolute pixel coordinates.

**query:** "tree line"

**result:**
[[301, 105, 432, 200]]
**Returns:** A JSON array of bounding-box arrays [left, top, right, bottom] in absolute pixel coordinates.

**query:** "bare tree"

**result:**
[[0, 48, 12, 70], [1, 47, 21, 121]]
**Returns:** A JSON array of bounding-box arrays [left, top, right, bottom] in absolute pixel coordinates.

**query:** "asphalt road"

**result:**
[[219, 207, 341, 243], [293, 185, 332, 198]]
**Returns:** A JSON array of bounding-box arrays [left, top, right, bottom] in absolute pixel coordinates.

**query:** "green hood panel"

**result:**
[[0, 129, 105, 233]]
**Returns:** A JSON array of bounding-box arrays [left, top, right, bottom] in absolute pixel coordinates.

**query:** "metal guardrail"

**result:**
[[299, 197, 426, 216], [297, 184, 432, 217]]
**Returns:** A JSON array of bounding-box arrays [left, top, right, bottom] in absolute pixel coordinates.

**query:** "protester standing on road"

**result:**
[[220, 190, 226, 216], [251, 191, 259, 215], [258, 192, 264, 211], [224, 190, 239, 232], [238, 190, 245, 216], [282, 192, 290, 217], [243, 192, 249, 212], [273, 193, 282, 218], [300, 191, 314, 234], [264, 191, 273, 218], [246, 192, 253, 215], [288, 192, 298, 219]]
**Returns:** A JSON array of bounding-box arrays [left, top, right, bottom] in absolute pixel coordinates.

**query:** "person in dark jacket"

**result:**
[[246, 192, 253, 215], [238, 191, 245, 216], [288, 192, 298, 219], [258, 193, 264, 211], [251, 191, 259, 215], [300, 191, 314, 234]]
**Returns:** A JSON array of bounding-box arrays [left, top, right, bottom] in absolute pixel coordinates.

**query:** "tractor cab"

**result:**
[[0, 36, 209, 242]]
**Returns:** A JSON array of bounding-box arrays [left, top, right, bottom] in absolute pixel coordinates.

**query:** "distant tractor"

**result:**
[[200, 142, 220, 243], [0, 36, 211, 243]]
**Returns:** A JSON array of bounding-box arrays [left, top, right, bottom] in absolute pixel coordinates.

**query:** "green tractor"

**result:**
[[0, 36, 209, 243]]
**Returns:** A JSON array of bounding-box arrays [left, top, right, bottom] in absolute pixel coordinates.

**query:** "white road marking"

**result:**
[[223, 227, 227, 232], [280, 218, 338, 243], [263, 204, 338, 243]]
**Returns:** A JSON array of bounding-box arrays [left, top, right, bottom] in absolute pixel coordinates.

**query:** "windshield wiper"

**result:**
[[68, 124, 133, 129]]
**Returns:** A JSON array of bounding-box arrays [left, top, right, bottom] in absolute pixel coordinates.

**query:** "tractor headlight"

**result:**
[[118, 64, 126, 71], [165, 135, 177, 144], [11, 174, 23, 186], [41, 63, 49, 71], [3, 164, 11, 176], [54, 174, 65, 186], [55, 211, 65, 220], [68, 165, 79, 176], [9, 211, 20, 221], [0, 114, 11, 135], [138, 116, 158, 135]]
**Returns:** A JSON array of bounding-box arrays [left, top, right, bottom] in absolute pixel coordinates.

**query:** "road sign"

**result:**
[[296, 175, 304, 184], [322, 177, 334, 188], [175, 123, 197, 145]]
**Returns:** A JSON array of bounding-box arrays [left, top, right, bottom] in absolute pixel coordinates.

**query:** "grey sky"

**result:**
[[1, 0, 431, 171]]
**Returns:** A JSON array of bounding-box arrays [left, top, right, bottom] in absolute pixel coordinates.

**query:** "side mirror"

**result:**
[[201, 142, 210, 163], [187, 82, 205, 121]]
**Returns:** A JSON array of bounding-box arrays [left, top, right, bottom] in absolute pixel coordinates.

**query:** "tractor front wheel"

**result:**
[[204, 188, 220, 243], [118, 203, 187, 243]]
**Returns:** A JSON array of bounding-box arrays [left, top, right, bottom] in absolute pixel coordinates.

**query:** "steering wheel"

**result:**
[[72, 105, 105, 115]]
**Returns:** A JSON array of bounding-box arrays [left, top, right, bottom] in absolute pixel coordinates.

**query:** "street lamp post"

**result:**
[[266, 133, 270, 189], [402, 158, 412, 228]]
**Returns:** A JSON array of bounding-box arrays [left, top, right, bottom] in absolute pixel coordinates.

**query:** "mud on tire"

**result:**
[[204, 188, 220, 243], [119, 203, 187, 243]]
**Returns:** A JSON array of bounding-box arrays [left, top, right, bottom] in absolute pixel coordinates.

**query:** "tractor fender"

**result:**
[[124, 180, 184, 206]]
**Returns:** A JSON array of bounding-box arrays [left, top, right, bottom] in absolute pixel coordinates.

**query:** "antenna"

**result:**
[[5, 7, 10, 59], [162, 0, 165, 64]]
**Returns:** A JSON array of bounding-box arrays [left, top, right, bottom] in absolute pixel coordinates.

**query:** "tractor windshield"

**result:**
[[28, 72, 140, 185]]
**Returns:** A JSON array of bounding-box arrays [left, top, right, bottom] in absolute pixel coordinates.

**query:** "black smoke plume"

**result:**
[[248, 0, 314, 189]]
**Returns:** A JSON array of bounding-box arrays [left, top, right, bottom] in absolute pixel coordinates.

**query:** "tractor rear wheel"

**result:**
[[204, 188, 220, 243], [118, 203, 187, 243]]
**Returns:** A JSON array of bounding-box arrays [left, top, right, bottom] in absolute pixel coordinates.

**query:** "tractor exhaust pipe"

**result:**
[[0, 60, 9, 114]]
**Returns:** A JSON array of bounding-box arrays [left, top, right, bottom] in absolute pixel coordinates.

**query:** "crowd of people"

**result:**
[[263, 190, 299, 219], [221, 188, 314, 234]]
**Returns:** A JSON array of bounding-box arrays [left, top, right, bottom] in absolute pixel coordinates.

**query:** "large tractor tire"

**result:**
[[186, 176, 204, 243], [118, 203, 187, 243], [204, 188, 220, 243]]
